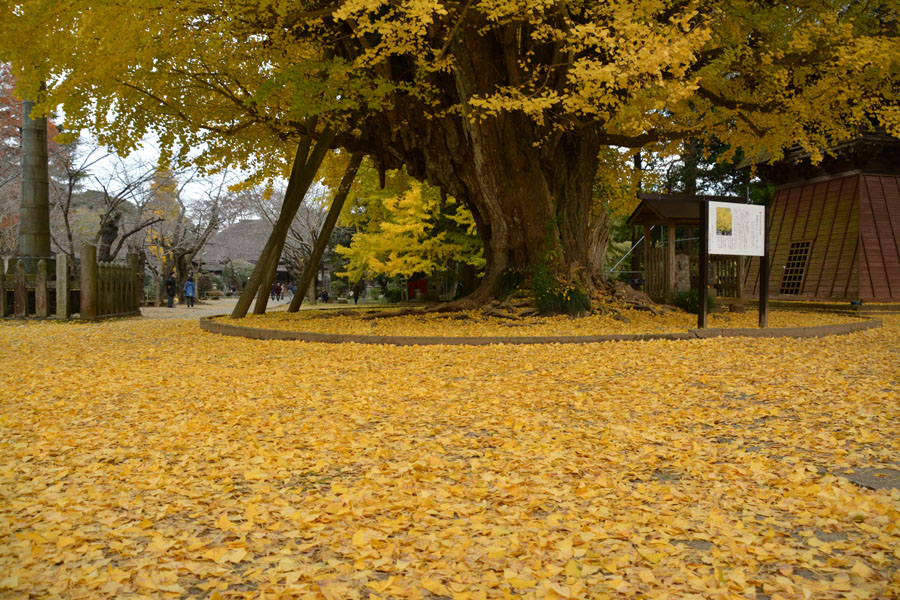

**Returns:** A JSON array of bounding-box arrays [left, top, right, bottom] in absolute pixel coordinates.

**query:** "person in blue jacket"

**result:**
[[184, 275, 196, 308]]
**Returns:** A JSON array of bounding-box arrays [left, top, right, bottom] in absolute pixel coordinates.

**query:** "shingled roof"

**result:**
[[198, 219, 275, 271], [626, 194, 746, 227]]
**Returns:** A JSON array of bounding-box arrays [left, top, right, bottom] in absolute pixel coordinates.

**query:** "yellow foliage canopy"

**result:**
[[2, 0, 897, 294]]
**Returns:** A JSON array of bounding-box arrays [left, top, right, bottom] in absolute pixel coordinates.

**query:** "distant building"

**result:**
[[197, 219, 290, 283], [196, 219, 330, 296]]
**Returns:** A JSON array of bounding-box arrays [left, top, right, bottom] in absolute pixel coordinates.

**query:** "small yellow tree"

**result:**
[[337, 183, 483, 283]]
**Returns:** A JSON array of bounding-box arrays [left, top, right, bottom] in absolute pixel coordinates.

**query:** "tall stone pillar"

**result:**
[[18, 97, 51, 261]]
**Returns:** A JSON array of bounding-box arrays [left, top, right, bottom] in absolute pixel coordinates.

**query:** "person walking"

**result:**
[[184, 275, 196, 308], [165, 271, 177, 308]]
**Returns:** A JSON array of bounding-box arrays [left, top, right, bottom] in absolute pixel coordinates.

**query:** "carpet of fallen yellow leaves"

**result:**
[[223, 308, 864, 337], [1, 314, 899, 599]]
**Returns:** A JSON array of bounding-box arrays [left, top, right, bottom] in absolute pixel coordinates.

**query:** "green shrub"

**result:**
[[206, 289, 224, 299], [197, 271, 223, 297], [494, 268, 526, 299], [143, 284, 157, 303], [672, 289, 716, 314], [330, 279, 348, 298], [530, 264, 591, 315], [384, 285, 402, 303]]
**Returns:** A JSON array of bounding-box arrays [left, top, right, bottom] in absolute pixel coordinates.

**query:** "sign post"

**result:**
[[703, 201, 766, 329], [698, 200, 709, 329], [759, 215, 769, 328]]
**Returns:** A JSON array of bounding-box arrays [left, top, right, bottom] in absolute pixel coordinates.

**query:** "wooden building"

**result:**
[[627, 194, 748, 302], [743, 135, 900, 302]]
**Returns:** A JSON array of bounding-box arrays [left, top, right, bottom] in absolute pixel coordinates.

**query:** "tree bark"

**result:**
[[411, 112, 604, 301], [97, 210, 121, 263]]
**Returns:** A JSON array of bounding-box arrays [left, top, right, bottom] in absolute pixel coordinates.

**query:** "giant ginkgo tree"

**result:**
[[2, 1, 898, 303]]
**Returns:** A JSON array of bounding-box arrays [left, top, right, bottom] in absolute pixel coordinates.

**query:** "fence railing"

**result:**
[[643, 250, 746, 303], [1, 244, 141, 319]]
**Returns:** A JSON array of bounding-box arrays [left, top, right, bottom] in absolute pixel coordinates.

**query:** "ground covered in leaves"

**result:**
[[222, 308, 865, 338], [1, 314, 899, 599]]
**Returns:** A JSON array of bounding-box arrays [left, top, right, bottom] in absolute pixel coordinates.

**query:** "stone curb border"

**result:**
[[199, 316, 881, 346]]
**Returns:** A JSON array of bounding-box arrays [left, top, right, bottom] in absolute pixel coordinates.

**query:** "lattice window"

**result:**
[[779, 241, 812, 295]]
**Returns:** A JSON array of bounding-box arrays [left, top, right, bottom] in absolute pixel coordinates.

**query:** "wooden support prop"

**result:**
[[14, 260, 26, 317], [252, 245, 283, 315], [759, 209, 770, 328], [289, 154, 363, 312], [56, 254, 70, 318], [666, 224, 676, 300], [698, 200, 709, 329], [35, 259, 48, 317], [232, 129, 335, 319]]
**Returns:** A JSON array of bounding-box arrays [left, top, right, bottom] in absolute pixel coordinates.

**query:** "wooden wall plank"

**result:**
[[859, 175, 900, 300], [740, 172, 899, 302], [826, 176, 859, 299], [804, 179, 835, 295]]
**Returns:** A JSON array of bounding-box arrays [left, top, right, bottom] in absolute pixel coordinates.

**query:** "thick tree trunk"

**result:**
[[97, 210, 121, 263], [353, 23, 609, 304], [415, 113, 605, 301]]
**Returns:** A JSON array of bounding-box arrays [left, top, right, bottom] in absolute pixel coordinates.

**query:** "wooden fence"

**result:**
[[711, 256, 744, 299], [644, 248, 746, 302], [0, 244, 141, 319]]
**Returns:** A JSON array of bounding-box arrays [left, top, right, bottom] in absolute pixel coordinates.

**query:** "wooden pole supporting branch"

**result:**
[[666, 224, 676, 300], [288, 154, 363, 312], [231, 128, 335, 319]]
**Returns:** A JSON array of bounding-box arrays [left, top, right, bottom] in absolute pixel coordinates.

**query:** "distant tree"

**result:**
[[142, 169, 227, 303], [221, 259, 254, 292], [658, 139, 774, 205], [247, 182, 327, 285]]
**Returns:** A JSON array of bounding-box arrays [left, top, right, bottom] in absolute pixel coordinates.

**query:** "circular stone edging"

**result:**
[[199, 316, 881, 345]]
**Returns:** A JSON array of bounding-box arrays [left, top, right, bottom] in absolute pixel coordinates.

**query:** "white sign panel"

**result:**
[[708, 201, 765, 256]]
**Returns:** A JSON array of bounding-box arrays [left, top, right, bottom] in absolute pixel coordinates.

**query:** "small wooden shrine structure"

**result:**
[[626, 194, 748, 303], [744, 134, 900, 302]]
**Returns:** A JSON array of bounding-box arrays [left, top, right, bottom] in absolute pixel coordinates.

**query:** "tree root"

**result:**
[[327, 282, 665, 321], [358, 301, 475, 321]]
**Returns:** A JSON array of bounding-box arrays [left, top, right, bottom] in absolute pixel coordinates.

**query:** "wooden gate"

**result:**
[[644, 245, 667, 302], [713, 256, 745, 299]]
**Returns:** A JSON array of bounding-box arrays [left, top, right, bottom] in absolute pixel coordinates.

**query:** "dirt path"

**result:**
[[139, 297, 296, 319]]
